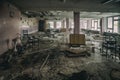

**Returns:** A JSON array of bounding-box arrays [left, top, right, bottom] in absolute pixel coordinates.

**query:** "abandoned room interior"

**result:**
[[0, 0, 120, 80]]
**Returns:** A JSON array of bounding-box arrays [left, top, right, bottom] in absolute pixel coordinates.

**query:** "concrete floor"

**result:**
[[40, 48, 120, 80], [0, 33, 120, 80]]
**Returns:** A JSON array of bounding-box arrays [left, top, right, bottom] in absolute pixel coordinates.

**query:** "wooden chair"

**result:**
[[69, 34, 86, 47], [23, 30, 28, 38]]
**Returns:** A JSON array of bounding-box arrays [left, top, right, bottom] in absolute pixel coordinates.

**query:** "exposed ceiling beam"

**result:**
[[102, 0, 120, 4], [115, 0, 120, 2], [20, 7, 120, 13], [60, 0, 66, 3], [102, 0, 113, 4]]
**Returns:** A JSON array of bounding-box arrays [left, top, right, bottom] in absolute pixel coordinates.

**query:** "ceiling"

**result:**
[[6, 0, 120, 20]]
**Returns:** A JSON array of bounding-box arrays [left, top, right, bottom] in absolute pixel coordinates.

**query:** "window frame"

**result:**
[[106, 15, 120, 33]]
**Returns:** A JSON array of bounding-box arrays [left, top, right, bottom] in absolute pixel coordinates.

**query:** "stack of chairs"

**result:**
[[115, 35, 120, 60], [32, 36, 39, 47], [22, 30, 28, 38], [27, 36, 34, 48], [101, 35, 117, 59], [101, 33, 120, 60], [27, 36, 39, 49]]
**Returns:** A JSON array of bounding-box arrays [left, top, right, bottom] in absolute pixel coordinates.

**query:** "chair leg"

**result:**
[[106, 48, 108, 58], [114, 49, 116, 60], [101, 46, 104, 55], [101, 47, 103, 53], [119, 52, 120, 60]]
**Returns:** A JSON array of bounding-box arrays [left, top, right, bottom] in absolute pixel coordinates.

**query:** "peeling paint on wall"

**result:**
[[0, 2, 39, 54]]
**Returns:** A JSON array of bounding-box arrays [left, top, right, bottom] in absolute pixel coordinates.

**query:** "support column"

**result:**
[[38, 20, 46, 31], [101, 17, 107, 34], [74, 12, 80, 34], [54, 21, 57, 29], [66, 18, 69, 30], [118, 21, 120, 33], [69, 19, 72, 28], [87, 19, 92, 30], [63, 18, 70, 44], [62, 19, 65, 28], [68, 19, 72, 33], [100, 18, 103, 34]]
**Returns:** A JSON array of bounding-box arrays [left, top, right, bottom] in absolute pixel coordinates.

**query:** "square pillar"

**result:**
[[100, 18, 102, 34], [87, 19, 92, 30], [101, 17, 107, 33], [118, 20, 120, 33], [66, 18, 69, 29], [54, 21, 57, 29], [74, 12, 80, 34], [62, 19, 65, 28]]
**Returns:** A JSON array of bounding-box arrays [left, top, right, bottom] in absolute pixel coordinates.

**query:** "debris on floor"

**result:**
[[0, 32, 120, 80], [110, 68, 120, 80], [68, 70, 89, 80]]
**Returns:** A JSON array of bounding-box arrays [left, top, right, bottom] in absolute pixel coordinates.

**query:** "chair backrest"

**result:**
[[115, 35, 120, 45], [22, 30, 28, 38], [70, 34, 86, 45]]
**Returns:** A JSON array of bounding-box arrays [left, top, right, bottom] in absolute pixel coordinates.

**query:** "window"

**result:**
[[114, 17, 119, 20], [47, 21, 54, 28], [83, 20, 88, 29], [92, 20, 95, 28], [97, 19, 100, 29], [113, 21, 118, 33], [80, 20, 88, 29], [107, 16, 120, 33], [107, 17, 113, 29], [113, 16, 119, 33], [91, 19, 100, 31], [70, 19, 74, 34], [107, 17, 113, 32], [56, 21, 61, 29], [71, 20, 74, 28], [94, 21, 98, 30]]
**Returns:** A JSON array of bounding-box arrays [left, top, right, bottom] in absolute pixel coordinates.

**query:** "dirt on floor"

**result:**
[[0, 33, 120, 80]]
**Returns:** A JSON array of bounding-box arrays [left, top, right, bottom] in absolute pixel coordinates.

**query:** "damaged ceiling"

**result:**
[[6, 0, 120, 20]]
